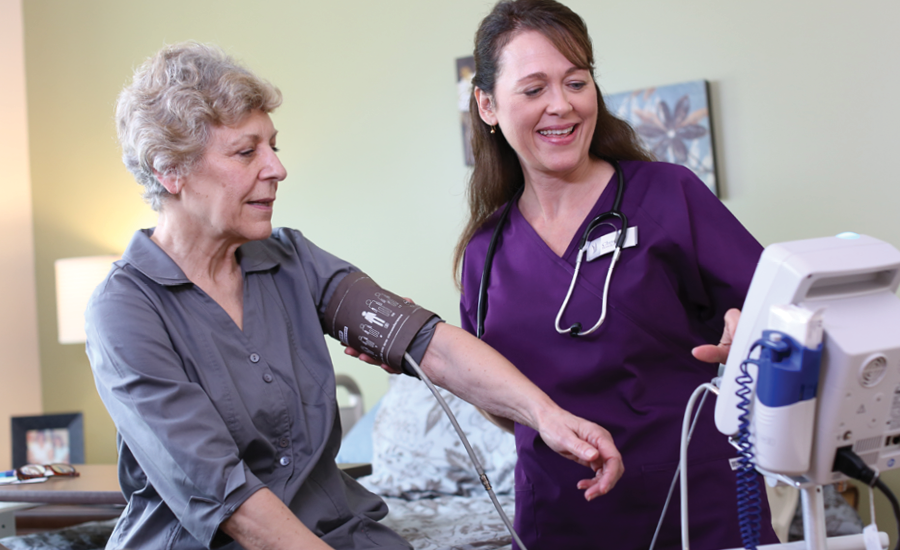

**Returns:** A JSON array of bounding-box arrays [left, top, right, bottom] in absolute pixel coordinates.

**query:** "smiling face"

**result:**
[[171, 109, 287, 245], [475, 30, 597, 182]]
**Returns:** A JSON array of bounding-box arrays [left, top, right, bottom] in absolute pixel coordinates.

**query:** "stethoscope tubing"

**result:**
[[476, 187, 522, 339], [477, 160, 627, 339], [555, 245, 621, 337]]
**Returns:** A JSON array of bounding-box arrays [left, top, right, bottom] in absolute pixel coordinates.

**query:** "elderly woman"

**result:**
[[455, 1, 779, 549], [85, 42, 622, 550]]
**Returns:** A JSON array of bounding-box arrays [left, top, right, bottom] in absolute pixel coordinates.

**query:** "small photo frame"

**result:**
[[11, 413, 84, 468], [456, 55, 476, 166]]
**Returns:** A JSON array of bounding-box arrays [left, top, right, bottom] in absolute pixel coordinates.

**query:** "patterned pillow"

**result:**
[[360, 375, 517, 499]]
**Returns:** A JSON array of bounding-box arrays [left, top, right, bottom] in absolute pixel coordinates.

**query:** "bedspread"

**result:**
[[380, 494, 514, 550]]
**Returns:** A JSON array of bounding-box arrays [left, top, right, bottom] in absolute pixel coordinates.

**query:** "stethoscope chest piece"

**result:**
[[556, 236, 624, 337]]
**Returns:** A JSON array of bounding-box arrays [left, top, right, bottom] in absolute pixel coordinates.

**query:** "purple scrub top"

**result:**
[[460, 161, 777, 550]]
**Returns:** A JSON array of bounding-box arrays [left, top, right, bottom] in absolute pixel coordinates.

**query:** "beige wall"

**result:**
[[0, 0, 43, 471], [16, 0, 900, 540]]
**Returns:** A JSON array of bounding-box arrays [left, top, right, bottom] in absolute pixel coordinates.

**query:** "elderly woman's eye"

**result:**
[[524, 87, 542, 97], [239, 149, 254, 156]]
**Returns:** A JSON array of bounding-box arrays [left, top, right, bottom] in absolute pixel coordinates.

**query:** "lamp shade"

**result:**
[[55, 255, 119, 344]]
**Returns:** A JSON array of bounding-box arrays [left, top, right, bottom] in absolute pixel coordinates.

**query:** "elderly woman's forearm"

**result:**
[[418, 323, 558, 429], [221, 488, 334, 550]]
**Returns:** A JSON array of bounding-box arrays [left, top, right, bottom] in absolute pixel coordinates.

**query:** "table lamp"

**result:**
[[54, 256, 119, 344]]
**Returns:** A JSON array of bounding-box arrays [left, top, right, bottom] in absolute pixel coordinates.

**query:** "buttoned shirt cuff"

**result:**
[[183, 461, 266, 548]]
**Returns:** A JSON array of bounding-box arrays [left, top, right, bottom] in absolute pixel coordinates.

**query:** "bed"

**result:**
[[336, 374, 518, 550]]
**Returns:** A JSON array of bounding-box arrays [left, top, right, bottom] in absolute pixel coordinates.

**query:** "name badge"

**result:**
[[585, 226, 638, 262]]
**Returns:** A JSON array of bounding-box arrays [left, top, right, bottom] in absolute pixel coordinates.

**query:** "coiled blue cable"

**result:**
[[735, 342, 762, 550]]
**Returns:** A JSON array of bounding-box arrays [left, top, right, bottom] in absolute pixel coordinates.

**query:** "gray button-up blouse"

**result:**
[[86, 228, 418, 550]]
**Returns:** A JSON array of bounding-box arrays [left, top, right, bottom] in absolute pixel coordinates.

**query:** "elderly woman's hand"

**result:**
[[692, 308, 741, 364], [533, 407, 624, 500]]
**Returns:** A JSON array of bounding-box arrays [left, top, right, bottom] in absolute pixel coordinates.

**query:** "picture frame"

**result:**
[[605, 79, 720, 196], [11, 413, 84, 468], [455, 56, 476, 166]]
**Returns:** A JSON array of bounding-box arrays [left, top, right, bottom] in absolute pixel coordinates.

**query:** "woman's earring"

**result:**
[[490, 125, 496, 134]]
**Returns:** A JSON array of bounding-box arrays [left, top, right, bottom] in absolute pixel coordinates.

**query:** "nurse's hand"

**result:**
[[535, 409, 624, 501], [691, 308, 741, 364], [343, 346, 401, 374]]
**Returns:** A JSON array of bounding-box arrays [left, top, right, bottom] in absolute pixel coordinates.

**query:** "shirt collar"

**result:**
[[122, 229, 280, 286]]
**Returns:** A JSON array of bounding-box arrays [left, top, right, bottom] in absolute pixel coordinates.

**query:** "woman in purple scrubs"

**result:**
[[455, 1, 778, 548]]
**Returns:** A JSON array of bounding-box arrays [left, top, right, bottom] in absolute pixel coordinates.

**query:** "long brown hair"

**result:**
[[453, 0, 652, 285]]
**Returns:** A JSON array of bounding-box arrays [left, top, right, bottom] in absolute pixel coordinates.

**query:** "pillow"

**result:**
[[360, 375, 517, 499], [336, 399, 381, 464]]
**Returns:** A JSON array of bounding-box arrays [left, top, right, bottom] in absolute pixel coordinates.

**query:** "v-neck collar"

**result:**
[[512, 168, 620, 266]]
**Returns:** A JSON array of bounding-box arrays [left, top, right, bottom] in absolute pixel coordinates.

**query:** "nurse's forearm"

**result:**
[[420, 323, 623, 496], [478, 408, 516, 434], [419, 323, 560, 430], [221, 488, 333, 550]]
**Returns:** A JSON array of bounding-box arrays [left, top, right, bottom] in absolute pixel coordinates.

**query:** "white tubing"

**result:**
[[681, 383, 719, 550], [403, 352, 527, 550]]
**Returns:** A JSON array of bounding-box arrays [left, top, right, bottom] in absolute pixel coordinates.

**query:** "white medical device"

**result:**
[[713, 233, 900, 550]]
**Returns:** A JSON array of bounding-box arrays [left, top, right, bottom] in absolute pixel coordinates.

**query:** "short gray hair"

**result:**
[[116, 42, 282, 211]]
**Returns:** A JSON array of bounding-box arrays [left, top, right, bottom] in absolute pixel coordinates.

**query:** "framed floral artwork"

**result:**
[[605, 79, 719, 196]]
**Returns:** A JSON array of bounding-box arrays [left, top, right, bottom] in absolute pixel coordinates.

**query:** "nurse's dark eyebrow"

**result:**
[[516, 66, 582, 85]]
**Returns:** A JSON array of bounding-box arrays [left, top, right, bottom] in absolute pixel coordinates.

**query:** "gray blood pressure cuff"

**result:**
[[324, 272, 441, 377]]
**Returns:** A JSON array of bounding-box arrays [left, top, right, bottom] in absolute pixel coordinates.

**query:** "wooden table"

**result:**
[[0, 463, 370, 506], [0, 462, 371, 536], [0, 465, 124, 506]]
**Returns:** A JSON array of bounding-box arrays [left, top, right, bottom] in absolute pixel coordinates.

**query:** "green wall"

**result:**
[[24, 0, 488, 465], [22, 0, 900, 541]]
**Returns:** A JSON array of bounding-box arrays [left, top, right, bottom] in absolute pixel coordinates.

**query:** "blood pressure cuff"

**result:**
[[324, 272, 441, 377]]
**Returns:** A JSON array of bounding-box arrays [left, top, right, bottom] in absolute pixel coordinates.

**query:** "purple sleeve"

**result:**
[[458, 228, 491, 338], [676, 171, 763, 328]]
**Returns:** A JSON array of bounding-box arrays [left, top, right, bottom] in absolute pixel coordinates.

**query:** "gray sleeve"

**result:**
[[85, 275, 265, 547], [274, 228, 359, 326], [401, 316, 443, 377], [283, 230, 443, 376]]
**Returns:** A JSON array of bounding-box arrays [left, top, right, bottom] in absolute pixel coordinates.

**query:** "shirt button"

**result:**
[[279, 438, 289, 448], [249, 353, 260, 363], [279, 456, 291, 466], [263, 373, 273, 383]]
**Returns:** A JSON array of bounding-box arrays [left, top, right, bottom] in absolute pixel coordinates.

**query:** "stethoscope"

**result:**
[[476, 160, 628, 339]]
